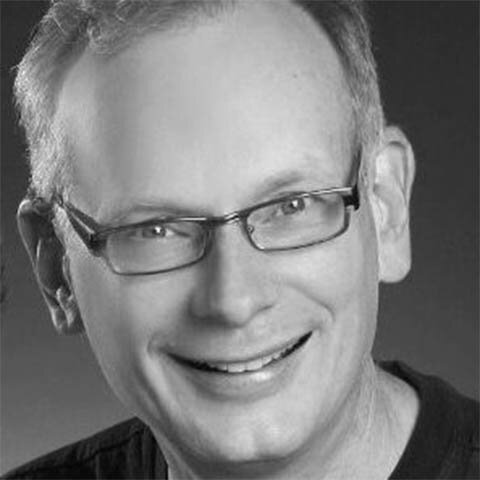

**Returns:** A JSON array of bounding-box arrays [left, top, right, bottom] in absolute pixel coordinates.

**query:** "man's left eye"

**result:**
[[279, 197, 307, 215]]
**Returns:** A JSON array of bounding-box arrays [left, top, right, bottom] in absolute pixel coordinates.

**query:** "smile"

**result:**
[[171, 332, 312, 374]]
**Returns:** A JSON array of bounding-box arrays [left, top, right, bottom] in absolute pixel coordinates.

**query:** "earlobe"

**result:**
[[371, 127, 416, 283], [17, 198, 84, 335], [53, 285, 84, 335]]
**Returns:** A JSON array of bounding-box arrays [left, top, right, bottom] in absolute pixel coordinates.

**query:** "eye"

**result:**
[[279, 197, 307, 215], [127, 223, 172, 240], [141, 224, 169, 238]]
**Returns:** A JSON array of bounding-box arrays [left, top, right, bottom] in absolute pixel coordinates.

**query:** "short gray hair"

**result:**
[[296, 1, 384, 167], [15, 0, 384, 202]]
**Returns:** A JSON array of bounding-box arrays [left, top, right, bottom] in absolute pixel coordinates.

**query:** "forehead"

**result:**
[[57, 0, 353, 219]]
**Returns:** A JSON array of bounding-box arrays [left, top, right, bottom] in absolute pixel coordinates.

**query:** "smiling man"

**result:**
[[6, 1, 478, 479]]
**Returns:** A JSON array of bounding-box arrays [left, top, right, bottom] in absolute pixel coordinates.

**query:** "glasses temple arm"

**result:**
[[54, 197, 104, 251]]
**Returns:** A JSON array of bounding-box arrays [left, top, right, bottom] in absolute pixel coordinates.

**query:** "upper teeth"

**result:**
[[204, 340, 296, 374]]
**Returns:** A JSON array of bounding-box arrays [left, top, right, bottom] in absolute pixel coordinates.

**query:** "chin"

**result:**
[[166, 411, 312, 477], [145, 381, 322, 475], [133, 328, 348, 473]]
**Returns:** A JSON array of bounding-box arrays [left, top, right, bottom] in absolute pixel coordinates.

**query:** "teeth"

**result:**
[[176, 333, 312, 374], [272, 350, 283, 360], [204, 339, 298, 374]]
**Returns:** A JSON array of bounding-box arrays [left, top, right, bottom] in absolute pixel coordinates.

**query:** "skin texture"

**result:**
[[18, 1, 417, 479]]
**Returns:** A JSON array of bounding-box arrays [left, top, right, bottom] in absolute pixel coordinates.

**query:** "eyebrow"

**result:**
[[100, 162, 339, 225], [251, 167, 337, 200], [100, 201, 200, 225]]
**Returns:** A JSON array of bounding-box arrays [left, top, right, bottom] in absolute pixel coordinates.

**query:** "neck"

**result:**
[[163, 358, 418, 480]]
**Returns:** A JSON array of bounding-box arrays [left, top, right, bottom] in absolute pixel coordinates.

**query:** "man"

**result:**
[[5, 0, 478, 478]]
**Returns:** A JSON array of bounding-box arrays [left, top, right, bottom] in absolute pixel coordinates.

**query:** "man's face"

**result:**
[[58, 1, 380, 469]]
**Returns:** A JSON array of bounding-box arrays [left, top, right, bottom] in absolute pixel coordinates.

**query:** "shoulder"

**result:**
[[2, 417, 166, 479], [381, 360, 478, 436], [381, 361, 479, 479]]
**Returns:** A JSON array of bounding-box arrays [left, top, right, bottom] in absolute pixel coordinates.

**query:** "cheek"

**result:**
[[281, 215, 378, 318], [67, 248, 190, 393], [71, 250, 187, 330], [277, 206, 379, 360]]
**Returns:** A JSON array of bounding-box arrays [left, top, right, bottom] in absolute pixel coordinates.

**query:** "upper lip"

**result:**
[[167, 332, 310, 365]]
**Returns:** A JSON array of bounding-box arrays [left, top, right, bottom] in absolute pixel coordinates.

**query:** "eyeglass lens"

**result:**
[[104, 191, 349, 274]]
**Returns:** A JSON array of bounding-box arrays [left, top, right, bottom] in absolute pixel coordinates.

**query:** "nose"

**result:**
[[188, 221, 277, 328]]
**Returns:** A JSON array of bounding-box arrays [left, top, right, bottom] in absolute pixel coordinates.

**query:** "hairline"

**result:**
[[56, 0, 359, 190], [15, 0, 383, 237]]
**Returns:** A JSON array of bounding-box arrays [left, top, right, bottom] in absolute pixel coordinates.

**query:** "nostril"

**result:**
[[187, 256, 277, 328]]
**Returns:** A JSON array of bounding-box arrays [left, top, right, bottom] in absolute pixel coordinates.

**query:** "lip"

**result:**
[[169, 333, 310, 366], [165, 332, 313, 400]]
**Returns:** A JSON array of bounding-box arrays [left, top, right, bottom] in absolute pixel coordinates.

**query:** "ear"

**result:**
[[370, 126, 416, 283], [17, 198, 84, 335]]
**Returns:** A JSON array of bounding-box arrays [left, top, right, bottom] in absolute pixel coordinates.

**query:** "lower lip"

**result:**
[[166, 333, 312, 400]]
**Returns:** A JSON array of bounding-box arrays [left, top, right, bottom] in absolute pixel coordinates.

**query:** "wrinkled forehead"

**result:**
[[56, 0, 354, 216]]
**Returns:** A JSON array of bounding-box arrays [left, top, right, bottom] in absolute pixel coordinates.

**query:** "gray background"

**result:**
[[1, 1, 478, 473]]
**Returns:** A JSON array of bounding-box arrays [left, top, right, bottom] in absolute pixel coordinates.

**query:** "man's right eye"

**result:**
[[128, 224, 171, 240]]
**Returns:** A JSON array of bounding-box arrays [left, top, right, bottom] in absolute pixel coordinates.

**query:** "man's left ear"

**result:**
[[370, 126, 416, 283]]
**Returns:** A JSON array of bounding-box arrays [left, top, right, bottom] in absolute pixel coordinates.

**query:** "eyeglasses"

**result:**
[[39, 179, 360, 276], [32, 156, 362, 276]]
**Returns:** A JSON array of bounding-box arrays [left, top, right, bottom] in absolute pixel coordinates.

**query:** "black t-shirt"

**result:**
[[4, 362, 479, 479]]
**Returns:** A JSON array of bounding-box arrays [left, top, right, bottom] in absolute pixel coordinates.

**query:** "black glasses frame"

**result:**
[[29, 144, 363, 276], [41, 184, 359, 275]]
